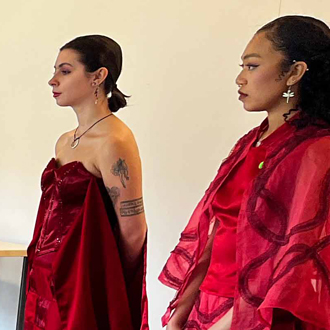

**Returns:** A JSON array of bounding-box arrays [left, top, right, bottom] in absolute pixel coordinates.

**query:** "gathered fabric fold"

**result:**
[[27, 163, 148, 330]]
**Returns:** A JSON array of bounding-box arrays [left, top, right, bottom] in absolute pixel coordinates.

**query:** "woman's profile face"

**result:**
[[236, 32, 289, 113], [48, 49, 94, 107]]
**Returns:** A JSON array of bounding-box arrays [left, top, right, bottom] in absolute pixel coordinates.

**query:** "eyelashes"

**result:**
[[239, 64, 259, 71], [52, 70, 71, 75]]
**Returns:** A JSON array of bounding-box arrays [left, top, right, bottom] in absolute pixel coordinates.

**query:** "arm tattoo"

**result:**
[[106, 186, 120, 206], [111, 158, 129, 188], [120, 197, 144, 217]]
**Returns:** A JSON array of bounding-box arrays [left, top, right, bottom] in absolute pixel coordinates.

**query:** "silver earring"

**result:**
[[293, 59, 310, 72], [94, 86, 99, 105], [283, 86, 295, 104]]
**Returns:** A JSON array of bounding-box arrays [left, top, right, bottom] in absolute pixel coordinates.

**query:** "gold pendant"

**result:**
[[71, 139, 79, 149]]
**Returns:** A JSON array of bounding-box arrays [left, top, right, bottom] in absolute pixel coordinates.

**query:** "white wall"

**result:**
[[1, 1, 329, 329]]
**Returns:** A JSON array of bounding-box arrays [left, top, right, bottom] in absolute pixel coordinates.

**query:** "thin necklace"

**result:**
[[255, 124, 269, 147], [71, 113, 113, 149]]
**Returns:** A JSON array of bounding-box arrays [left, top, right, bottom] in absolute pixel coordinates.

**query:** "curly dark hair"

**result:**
[[60, 35, 128, 112], [258, 16, 330, 126]]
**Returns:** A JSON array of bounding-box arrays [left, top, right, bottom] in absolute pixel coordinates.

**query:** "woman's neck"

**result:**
[[261, 105, 298, 141], [73, 98, 111, 130]]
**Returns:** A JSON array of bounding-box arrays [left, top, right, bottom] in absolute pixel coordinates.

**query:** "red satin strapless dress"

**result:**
[[24, 159, 149, 330], [25, 161, 89, 330]]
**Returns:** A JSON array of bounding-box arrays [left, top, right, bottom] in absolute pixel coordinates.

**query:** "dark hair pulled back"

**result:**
[[60, 35, 128, 112], [258, 16, 330, 125]]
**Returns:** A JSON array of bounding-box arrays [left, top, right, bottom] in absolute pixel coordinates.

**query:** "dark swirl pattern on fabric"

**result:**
[[239, 127, 330, 308]]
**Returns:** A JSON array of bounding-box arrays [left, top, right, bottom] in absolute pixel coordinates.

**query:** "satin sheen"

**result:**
[[200, 142, 266, 297], [200, 123, 291, 298], [25, 159, 149, 330]]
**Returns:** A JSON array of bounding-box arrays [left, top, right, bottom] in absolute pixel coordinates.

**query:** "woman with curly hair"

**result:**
[[160, 16, 330, 330]]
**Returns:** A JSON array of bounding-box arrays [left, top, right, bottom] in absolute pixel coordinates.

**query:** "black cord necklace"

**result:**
[[71, 113, 113, 149]]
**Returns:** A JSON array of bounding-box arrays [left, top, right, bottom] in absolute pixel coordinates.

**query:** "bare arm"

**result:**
[[98, 134, 147, 273], [167, 222, 218, 330], [97, 132, 146, 330]]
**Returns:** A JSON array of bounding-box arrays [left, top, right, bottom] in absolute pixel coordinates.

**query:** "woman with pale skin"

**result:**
[[160, 16, 330, 330], [25, 35, 148, 330], [51, 40, 146, 268]]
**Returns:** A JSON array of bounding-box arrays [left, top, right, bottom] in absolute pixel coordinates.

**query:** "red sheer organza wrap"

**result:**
[[159, 121, 330, 330]]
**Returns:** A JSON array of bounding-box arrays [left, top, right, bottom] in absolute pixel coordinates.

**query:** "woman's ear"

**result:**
[[287, 61, 309, 86], [92, 67, 108, 86]]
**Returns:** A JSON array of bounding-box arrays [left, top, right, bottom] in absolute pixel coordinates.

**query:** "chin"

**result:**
[[55, 100, 71, 107], [242, 103, 265, 112], [243, 108, 264, 113], [242, 106, 262, 113]]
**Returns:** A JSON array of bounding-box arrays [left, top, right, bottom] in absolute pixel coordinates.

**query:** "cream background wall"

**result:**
[[0, 1, 329, 329]]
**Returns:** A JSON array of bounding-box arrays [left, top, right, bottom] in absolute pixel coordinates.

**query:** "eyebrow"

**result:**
[[54, 63, 74, 69], [241, 53, 262, 60]]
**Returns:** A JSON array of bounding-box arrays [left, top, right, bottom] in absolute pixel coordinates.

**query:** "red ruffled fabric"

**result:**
[[184, 291, 233, 330], [159, 119, 330, 330], [26, 159, 149, 330]]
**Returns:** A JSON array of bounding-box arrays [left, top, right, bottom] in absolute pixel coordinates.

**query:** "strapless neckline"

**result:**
[[47, 158, 99, 179]]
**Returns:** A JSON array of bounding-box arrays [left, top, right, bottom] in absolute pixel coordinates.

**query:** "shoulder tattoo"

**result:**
[[111, 158, 129, 188]]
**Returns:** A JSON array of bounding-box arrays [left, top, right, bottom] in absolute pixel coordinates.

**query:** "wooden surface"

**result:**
[[0, 241, 27, 257]]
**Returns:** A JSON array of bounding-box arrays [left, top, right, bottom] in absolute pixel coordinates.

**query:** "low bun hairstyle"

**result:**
[[258, 16, 330, 125], [60, 35, 128, 112]]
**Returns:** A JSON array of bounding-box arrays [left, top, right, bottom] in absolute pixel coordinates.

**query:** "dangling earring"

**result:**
[[94, 86, 99, 105], [282, 85, 295, 104]]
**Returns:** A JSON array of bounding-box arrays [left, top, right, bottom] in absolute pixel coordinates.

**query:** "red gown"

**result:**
[[200, 136, 267, 297], [159, 117, 330, 330], [25, 159, 149, 330]]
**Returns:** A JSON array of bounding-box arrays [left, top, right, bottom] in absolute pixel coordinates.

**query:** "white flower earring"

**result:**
[[283, 86, 295, 104]]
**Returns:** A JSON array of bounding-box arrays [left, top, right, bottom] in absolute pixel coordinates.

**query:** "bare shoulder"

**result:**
[[94, 116, 142, 186], [55, 130, 75, 156], [93, 116, 140, 172], [103, 116, 139, 155]]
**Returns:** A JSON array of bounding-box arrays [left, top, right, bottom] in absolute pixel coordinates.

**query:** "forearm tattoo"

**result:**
[[120, 197, 144, 217], [111, 158, 129, 188], [106, 186, 120, 206]]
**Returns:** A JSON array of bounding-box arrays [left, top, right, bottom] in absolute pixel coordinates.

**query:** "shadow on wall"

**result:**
[[0, 258, 23, 330]]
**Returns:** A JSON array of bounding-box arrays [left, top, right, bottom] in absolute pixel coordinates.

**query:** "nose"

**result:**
[[235, 71, 247, 87], [48, 75, 58, 88]]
